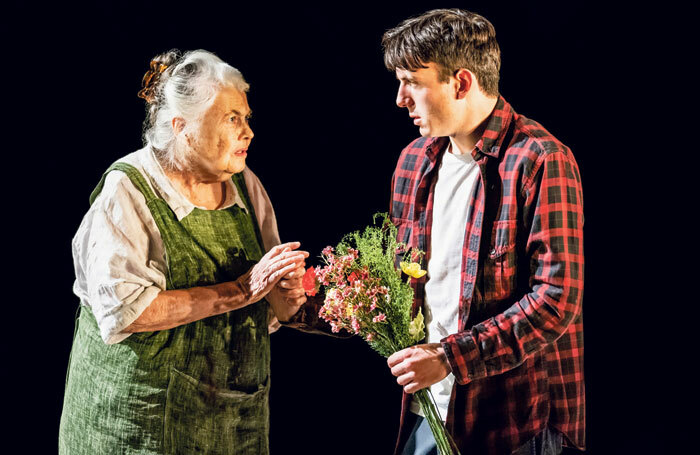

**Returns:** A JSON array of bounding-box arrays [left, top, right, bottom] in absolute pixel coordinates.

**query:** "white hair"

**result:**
[[141, 49, 249, 171]]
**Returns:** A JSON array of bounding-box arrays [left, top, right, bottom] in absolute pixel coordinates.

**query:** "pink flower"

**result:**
[[372, 313, 387, 323], [366, 333, 374, 342], [351, 318, 361, 334]]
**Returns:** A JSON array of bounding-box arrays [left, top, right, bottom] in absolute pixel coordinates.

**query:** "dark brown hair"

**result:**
[[382, 8, 501, 96]]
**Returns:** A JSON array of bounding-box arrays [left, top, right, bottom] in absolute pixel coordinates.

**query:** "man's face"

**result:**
[[188, 86, 254, 182], [395, 63, 457, 138]]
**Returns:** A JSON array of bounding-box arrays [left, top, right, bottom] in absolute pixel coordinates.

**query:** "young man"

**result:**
[[383, 9, 585, 455]]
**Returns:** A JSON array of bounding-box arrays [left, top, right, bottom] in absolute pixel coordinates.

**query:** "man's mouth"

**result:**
[[234, 148, 248, 157]]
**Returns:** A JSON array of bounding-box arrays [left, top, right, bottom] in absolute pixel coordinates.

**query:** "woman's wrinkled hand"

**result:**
[[267, 263, 308, 321], [237, 242, 308, 305]]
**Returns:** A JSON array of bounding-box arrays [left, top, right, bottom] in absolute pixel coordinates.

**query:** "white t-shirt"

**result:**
[[72, 146, 282, 345], [410, 140, 479, 420]]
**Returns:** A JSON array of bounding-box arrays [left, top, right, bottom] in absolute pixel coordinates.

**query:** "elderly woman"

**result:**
[[59, 49, 308, 454]]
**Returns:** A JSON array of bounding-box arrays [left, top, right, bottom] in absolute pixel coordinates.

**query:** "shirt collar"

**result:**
[[138, 146, 248, 221], [472, 95, 513, 159], [425, 95, 514, 161]]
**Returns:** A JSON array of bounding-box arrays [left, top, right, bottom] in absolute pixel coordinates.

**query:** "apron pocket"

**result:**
[[164, 367, 269, 455]]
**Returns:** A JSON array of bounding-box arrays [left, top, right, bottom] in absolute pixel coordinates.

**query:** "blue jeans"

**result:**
[[401, 416, 563, 455]]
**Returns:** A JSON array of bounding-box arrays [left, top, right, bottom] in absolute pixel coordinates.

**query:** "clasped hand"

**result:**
[[387, 343, 451, 394], [239, 241, 308, 305], [240, 241, 308, 321], [268, 260, 307, 321]]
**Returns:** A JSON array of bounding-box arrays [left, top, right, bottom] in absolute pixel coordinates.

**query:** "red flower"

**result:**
[[302, 266, 319, 296], [347, 271, 359, 284]]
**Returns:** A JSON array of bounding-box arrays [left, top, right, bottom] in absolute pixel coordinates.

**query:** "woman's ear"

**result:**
[[172, 117, 186, 135]]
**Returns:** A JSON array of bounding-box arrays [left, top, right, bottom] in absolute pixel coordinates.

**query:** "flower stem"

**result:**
[[414, 389, 461, 455]]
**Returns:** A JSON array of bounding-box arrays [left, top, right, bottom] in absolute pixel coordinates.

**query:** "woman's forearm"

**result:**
[[123, 280, 251, 333], [123, 242, 307, 334]]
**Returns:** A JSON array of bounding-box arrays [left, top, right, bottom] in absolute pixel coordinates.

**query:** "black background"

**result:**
[[8, 1, 670, 453]]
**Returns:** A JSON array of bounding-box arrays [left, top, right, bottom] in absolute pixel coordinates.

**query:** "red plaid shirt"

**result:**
[[390, 96, 585, 454]]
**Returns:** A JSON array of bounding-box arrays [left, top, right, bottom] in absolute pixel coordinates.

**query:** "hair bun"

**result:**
[[153, 49, 180, 68], [137, 49, 181, 104]]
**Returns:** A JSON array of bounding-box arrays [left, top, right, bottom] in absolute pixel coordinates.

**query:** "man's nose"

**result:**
[[396, 85, 411, 108]]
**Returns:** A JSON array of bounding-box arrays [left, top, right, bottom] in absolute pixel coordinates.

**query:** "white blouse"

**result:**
[[72, 146, 282, 345]]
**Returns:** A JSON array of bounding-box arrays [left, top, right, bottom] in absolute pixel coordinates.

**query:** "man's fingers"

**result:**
[[387, 349, 407, 368], [396, 371, 415, 386], [404, 382, 421, 394], [390, 362, 407, 377]]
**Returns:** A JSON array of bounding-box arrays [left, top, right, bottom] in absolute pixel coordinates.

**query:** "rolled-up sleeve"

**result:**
[[72, 171, 167, 344]]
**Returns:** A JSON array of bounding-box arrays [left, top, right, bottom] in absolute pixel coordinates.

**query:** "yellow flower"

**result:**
[[409, 308, 425, 343], [400, 261, 427, 279], [346, 304, 355, 317]]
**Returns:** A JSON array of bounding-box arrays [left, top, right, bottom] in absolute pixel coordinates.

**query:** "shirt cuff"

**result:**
[[440, 331, 487, 385]]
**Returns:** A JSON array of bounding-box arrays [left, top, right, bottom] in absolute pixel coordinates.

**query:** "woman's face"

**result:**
[[187, 86, 254, 182]]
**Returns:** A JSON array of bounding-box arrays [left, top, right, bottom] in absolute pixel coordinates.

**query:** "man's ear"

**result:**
[[172, 117, 186, 135], [454, 69, 474, 99]]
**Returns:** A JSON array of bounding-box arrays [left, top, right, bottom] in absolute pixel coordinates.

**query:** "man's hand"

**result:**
[[268, 263, 307, 321], [387, 343, 451, 394]]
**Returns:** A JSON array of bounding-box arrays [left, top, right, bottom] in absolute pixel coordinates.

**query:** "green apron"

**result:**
[[59, 163, 271, 454]]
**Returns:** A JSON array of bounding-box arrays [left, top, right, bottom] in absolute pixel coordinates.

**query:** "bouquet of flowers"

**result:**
[[302, 213, 460, 455]]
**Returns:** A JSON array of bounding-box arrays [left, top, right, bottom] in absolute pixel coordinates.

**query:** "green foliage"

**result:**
[[335, 213, 418, 357]]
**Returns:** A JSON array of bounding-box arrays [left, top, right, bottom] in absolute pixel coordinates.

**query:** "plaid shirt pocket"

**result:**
[[483, 220, 518, 302]]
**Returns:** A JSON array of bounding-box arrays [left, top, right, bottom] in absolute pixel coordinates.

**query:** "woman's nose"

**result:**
[[239, 122, 254, 141]]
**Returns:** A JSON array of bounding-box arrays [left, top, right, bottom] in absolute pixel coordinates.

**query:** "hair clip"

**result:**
[[137, 60, 169, 103]]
